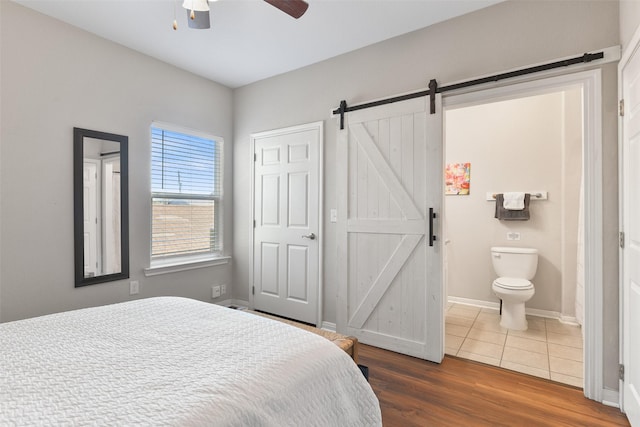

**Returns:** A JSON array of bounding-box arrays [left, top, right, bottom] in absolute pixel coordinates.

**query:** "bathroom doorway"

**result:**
[[441, 70, 603, 393]]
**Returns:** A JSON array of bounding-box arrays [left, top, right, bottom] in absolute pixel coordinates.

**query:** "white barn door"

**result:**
[[621, 33, 640, 425], [336, 96, 444, 362], [252, 122, 322, 325]]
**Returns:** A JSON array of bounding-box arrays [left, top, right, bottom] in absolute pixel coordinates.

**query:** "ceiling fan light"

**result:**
[[182, 0, 209, 12], [186, 10, 211, 29]]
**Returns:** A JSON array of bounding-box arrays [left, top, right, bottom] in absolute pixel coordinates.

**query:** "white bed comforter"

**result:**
[[0, 297, 381, 426]]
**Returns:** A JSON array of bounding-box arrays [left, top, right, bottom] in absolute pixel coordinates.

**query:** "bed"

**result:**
[[0, 297, 381, 426]]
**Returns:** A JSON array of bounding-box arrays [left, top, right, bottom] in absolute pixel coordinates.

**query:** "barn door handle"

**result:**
[[302, 233, 316, 240], [429, 208, 437, 247]]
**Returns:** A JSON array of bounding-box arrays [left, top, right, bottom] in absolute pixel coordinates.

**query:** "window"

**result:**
[[150, 123, 223, 266]]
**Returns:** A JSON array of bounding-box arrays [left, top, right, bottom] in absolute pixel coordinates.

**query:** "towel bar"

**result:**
[[486, 191, 548, 201]]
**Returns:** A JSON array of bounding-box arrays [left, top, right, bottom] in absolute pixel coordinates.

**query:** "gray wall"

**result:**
[[445, 89, 582, 317], [233, 0, 620, 389], [0, 1, 234, 322]]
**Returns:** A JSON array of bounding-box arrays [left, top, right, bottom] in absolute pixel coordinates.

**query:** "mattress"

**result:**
[[0, 297, 382, 426]]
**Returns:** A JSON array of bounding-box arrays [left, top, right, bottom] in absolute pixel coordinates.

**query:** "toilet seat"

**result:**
[[493, 277, 534, 290]]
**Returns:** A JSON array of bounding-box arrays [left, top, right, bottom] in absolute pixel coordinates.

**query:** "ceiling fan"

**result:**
[[175, 0, 309, 30]]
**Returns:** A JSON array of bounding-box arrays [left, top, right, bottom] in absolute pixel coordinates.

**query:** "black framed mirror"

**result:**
[[74, 127, 129, 287]]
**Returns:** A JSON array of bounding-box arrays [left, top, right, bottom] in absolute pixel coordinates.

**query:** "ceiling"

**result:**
[[13, 0, 502, 88]]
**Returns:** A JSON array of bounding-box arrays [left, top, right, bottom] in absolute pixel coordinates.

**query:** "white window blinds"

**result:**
[[151, 125, 222, 261]]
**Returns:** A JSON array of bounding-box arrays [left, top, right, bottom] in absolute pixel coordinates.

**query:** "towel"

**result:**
[[494, 193, 531, 221], [503, 192, 526, 210]]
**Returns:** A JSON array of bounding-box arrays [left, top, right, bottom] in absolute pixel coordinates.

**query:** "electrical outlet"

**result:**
[[130, 280, 139, 295], [507, 232, 521, 241], [220, 284, 227, 295], [212, 285, 221, 299]]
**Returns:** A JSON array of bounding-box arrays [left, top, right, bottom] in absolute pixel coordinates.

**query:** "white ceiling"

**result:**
[[14, 0, 502, 88]]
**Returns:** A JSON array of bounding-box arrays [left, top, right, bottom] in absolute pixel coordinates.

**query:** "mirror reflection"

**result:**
[[74, 128, 129, 287], [83, 138, 122, 277]]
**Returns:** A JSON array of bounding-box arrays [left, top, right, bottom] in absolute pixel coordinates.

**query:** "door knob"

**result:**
[[302, 233, 316, 240]]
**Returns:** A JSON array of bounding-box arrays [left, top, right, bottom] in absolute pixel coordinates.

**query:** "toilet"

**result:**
[[490, 246, 538, 331]]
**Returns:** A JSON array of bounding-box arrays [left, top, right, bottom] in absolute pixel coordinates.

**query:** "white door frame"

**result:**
[[442, 69, 604, 402], [249, 121, 324, 326]]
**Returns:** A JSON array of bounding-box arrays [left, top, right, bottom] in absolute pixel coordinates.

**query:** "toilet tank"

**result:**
[[490, 247, 538, 279]]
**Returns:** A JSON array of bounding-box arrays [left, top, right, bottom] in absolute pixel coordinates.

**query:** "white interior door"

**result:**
[[102, 157, 121, 275], [83, 160, 99, 278], [252, 122, 322, 325], [621, 36, 640, 426], [336, 96, 444, 362]]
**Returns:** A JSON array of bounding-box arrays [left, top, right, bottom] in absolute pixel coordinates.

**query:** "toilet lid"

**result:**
[[493, 277, 533, 290]]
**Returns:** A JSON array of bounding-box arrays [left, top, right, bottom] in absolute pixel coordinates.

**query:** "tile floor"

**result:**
[[445, 302, 584, 388]]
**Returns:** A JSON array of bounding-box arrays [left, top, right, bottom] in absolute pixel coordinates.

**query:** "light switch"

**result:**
[[330, 209, 337, 223]]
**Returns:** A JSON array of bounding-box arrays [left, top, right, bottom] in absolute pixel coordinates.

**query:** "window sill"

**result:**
[[144, 255, 231, 277]]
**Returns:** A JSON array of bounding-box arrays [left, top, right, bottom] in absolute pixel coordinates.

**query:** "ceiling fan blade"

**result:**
[[264, 0, 309, 19]]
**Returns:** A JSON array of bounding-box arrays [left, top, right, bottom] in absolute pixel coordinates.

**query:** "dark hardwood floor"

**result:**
[[359, 344, 630, 427]]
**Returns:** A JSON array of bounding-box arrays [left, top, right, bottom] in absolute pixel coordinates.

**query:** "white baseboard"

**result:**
[[526, 307, 561, 320], [321, 321, 336, 332], [232, 299, 250, 308], [448, 296, 499, 311], [222, 300, 334, 332], [559, 315, 581, 326], [216, 299, 250, 309], [221, 301, 334, 331], [601, 389, 620, 408], [448, 296, 563, 320], [233, 299, 250, 307]]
